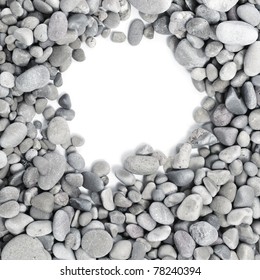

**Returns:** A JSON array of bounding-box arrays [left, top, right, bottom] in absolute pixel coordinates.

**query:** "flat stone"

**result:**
[[81, 229, 113, 258], [149, 202, 174, 225], [189, 221, 218, 246], [128, 0, 172, 14], [1, 234, 51, 260], [16, 65, 50, 93], [124, 155, 159, 175], [177, 194, 203, 221]]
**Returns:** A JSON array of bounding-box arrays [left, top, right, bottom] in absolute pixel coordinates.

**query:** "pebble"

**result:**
[[146, 226, 171, 242], [1, 234, 51, 260], [244, 42, 260, 77], [38, 152, 66, 191], [174, 230, 196, 258], [0, 201, 20, 218], [16, 66, 50, 93], [175, 39, 209, 70], [189, 221, 218, 246], [137, 212, 156, 231], [0, 122, 27, 149], [47, 117, 70, 145], [81, 229, 113, 258], [110, 240, 132, 260], [249, 109, 260, 130], [0, 150, 7, 169], [115, 168, 136, 186], [149, 202, 174, 225], [53, 210, 70, 242], [186, 18, 211, 40], [227, 208, 253, 226], [223, 228, 239, 250], [111, 32, 126, 43], [13, 28, 34, 46], [202, 0, 239, 12], [210, 196, 232, 215], [31, 192, 54, 213], [167, 169, 194, 187], [124, 155, 159, 175], [237, 4, 260, 27], [82, 171, 104, 192], [92, 160, 110, 177], [5, 213, 34, 235], [128, 19, 144, 46], [128, 0, 172, 14], [177, 194, 203, 222], [26, 220, 52, 237], [48, 12, 68, 42], [219, 146, 241, 164], [233, 185, 255, 208], [216, 21, 258, 46]]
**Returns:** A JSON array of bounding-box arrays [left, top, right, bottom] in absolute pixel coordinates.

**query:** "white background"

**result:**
[[60, 9, 203, 171]]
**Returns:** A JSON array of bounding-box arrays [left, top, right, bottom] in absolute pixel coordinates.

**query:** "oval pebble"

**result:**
[[149, 202, 174, 225], [202, 0, 239, 12], [48, 12, 68, 42], [47, 117, 70, 145], [81, 229, 113, 258], [124, 155, 159, 175], [15, 65, 50, 93], [128, 0, 172, 14], [146, 226, 171, 242], [0, 122, 27, 149], [244, 42, 260, 77], [128, 19, 144, 46], [216, 21, 258, 46]]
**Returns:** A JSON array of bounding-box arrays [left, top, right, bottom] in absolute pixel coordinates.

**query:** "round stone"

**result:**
[[189, 221, 218, 246], [47, 117, 70, 145], [81, 229, 113, 258], [1, 234, 51, 260]]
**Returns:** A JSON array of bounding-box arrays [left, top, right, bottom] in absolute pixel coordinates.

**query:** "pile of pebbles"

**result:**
[[1, 0, 260, 260]]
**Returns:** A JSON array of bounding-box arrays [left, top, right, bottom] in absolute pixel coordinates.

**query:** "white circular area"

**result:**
[[61, 28, 203, 167]]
